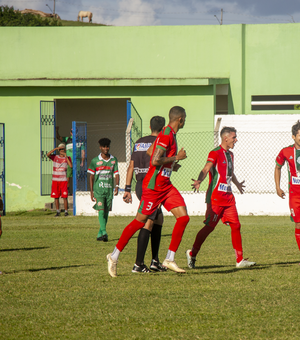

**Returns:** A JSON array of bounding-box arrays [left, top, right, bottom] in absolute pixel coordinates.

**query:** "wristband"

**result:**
[[115, 185, 119, 188], [125, 185, 131, 192]]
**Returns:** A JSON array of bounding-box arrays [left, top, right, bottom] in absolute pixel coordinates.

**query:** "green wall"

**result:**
[[1, 23, 300, 210]]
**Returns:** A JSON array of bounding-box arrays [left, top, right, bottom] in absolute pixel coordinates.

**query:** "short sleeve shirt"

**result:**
[[206, 146, 235, 206], [49, 154, 71, 182], [143, 125, 177, 191], [62, 136, 84, 161], [276, 145, 300, 196], [87, 154, 119, 195], [131, 135, 156, 182]]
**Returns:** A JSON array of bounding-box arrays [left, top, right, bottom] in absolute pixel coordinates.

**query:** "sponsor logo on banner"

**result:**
[[292, 176, 300, 185], [218, 183, 232, 192], [134, 143, 152, 152], [162, 168, 172, 177]]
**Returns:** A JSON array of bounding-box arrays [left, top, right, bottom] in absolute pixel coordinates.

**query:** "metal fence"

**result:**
[[82, 128, 290, 196]]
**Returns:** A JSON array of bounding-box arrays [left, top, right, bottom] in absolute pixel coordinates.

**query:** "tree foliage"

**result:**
[[0, 6, 61, 26]]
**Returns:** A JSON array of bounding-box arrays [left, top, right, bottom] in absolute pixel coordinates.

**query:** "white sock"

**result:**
[[165, 249, 175, 262], [111, 247, 120, 262], [57, 210, 60, 213]]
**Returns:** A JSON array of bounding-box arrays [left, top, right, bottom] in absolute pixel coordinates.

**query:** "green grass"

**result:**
[[1, 214, 299, 339], [60, 20, 107, 26]]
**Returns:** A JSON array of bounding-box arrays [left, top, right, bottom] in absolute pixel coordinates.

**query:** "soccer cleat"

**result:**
[[150, 259, 167, 272], [186, 249, 196, 269], [236, 259, 256, 268], [162, 259, 186, 273], [64, 212, 69, 217], [132, 264, 151, 273], [107, 253, 117, 277], [97, 236, 104, 241], [102, 234, 108, 242], [54, 212, 60, 217]]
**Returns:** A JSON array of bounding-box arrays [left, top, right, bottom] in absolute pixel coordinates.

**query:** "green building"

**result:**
[[1, 23, 300, 211]]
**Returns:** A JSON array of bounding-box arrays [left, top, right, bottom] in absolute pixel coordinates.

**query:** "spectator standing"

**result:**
[[47, 143, 72, 217]]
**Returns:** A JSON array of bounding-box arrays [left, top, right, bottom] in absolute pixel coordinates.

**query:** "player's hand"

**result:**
[[173, 161, 181, 172], [176, 148, 187, 161], [191, 179, 201, 192], [114, 187, 119, 196], [123, 192, 132, 204], [276, 188, 286, 199], [80, 161, 83, 167], [91, 192, 95, 202], [236, 180, 245, 194]]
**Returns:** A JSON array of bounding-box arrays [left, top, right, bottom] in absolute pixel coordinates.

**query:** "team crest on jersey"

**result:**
[[290, 156, 293, 159], [134, 143, 152, 152], [97, 202, 102, 206], [97, 161, 103, 165], [111, 161, 115, 164]]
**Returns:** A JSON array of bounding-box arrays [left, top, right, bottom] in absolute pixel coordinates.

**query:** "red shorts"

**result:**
[[51, 181, 68, 198], [289, 195, 300, 223], [204, 203, 240, 228], [138, 185, 186, 216]]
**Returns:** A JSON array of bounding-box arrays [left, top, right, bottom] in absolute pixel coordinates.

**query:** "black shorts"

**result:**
[[135, 180, 162, 220]]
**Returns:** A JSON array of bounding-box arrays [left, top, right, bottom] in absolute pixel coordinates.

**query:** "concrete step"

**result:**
[[45, 196, 73, 211]]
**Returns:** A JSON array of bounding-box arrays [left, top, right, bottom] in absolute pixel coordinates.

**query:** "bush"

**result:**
[[0, 5, 61, 26]]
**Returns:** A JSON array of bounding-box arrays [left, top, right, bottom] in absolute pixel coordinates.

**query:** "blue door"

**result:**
[[40, 101, 56, 196], [72, 121, 87, 216]]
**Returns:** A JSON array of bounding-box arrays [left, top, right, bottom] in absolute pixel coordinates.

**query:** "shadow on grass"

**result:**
[[4, 264, 95, 275], [0, 246, 50, 252]]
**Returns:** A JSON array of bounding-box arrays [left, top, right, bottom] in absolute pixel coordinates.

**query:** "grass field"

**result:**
[[1, 213, 299, 339]]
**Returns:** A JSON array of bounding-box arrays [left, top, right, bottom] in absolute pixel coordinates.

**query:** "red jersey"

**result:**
[[50, 154, 71, 182], [206, 146, 235, 206], [276, 145, 300, 196], [143, 125, 177, 191]]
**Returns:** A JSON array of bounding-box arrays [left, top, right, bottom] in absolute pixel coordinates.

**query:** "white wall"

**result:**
[[76, 114, 297, 217]]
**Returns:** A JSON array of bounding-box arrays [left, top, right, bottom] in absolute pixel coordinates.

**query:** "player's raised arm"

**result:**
[[232, 173, 245, 194], [146, 142, 155, 157], [152, 147, 186, 167], [191, 162, 213, 192], [275, 164, 286, 199]]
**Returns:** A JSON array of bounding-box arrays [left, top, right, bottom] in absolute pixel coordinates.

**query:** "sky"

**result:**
[[2, 0, 300, 26]]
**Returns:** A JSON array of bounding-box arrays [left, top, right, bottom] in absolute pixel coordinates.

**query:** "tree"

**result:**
[[0, 6, 61, 26]]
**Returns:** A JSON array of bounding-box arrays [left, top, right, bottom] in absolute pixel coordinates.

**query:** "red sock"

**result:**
[[116, 219, 145, 252], [230, 222, 243, 262], [191, 225, 214, 257], [169, 215, 190, 252], [295, 229, 300, 251]]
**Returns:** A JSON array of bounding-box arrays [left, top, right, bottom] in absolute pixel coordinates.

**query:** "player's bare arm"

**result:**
[[172, 161, 181, 172], [81, 149, 85, 167], [114, 174, 120, 196], [232, 173, 245, 194], [275, 165, 286, 199], [55, 126, 63, 142], [152, 147, 186, 166], [123, 160, 134, 204], [191, 162, 213, 192], [46, 147, 59, 159], [89, 174, 95, 201], [146, 142, 155, 157]]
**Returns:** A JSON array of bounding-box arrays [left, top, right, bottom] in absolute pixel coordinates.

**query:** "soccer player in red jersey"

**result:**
[[187, 127, 256, 269], [275, 120, 300, 256], [107, 106, 190, 277]]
